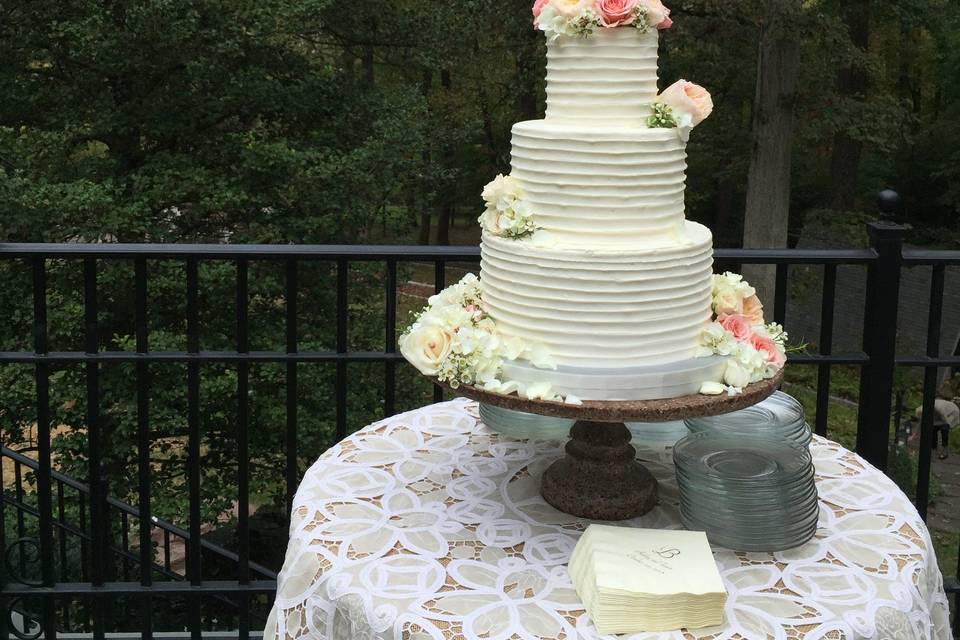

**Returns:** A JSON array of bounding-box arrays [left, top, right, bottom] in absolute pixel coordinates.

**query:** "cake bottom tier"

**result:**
[[480, 222, 717, 399]]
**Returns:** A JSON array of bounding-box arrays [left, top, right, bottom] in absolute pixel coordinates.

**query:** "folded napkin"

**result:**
[[569, 525, 727, 634]]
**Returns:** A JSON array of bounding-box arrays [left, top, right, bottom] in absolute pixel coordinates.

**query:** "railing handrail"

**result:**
[[1, 447, 278, 580], [0, 243, 482, 260]]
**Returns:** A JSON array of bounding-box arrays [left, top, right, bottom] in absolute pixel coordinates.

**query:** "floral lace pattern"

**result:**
[[265, 399, 953, 640]]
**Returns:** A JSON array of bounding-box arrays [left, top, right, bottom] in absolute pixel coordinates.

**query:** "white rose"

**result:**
[[723, 360, 752, 389], [400, 325, 454, 376], [482, 174, 523, 208], [479, 207, 505, 235]]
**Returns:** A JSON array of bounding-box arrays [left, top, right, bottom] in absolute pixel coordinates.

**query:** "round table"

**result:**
[[265, 399, 953, 640]]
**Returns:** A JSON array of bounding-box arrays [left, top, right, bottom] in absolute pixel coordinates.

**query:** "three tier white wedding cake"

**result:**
[[401, 0, 787, 402]]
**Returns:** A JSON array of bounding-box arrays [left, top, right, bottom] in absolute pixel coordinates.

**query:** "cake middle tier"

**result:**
[[480, 222, 714, 369], [511, 120, 689, 248]]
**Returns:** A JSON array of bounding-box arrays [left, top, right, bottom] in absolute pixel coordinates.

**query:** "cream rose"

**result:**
[[713, 288, 744, 317], [657, 80, 714, 127], [553, 0, 595, 18], [400, 325, 454, 376]]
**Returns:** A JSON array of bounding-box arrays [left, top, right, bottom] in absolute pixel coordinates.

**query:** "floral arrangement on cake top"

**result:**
[[649, 80, 714, 129], [534, 0, 672, 41], [478, 174, 538, 239], [400, 275, 571, 402], [697, 273, 788, 396]]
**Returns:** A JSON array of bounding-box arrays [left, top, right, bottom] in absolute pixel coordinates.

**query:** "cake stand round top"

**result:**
[[431, 369, 784, 423]]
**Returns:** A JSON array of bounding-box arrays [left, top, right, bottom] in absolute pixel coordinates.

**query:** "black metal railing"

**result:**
[[0, 212, 957, 637]]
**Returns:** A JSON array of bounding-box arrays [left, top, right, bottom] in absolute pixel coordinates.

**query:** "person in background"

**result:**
[[914, 373, 960, 460]]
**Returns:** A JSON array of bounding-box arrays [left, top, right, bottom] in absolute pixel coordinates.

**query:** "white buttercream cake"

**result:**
[[478, 26, 720, 401]]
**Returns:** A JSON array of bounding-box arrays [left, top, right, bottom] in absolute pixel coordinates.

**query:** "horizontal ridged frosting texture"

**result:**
[[546, 27, 659, 124], [510, 120, 688, 247], [480, 223, 715, 368]]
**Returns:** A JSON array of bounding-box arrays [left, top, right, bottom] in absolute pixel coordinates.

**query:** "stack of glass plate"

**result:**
[[478, 403, 574, 441], [685, 391, 812, 448], [673, 431, 819, 551]]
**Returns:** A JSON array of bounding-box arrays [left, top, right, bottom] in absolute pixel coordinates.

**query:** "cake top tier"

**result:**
[[546, 28, 659, 125]]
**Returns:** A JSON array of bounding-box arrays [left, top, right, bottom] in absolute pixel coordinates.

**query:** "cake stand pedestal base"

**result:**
[[428, 371, 783, 521], [541, 421, 658, 520]]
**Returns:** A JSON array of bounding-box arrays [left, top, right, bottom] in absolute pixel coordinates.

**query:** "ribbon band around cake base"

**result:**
[[501, 355, 728, 402]]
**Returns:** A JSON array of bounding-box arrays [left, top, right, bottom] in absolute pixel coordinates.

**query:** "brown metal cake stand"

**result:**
[[432, 370, 784, 521]]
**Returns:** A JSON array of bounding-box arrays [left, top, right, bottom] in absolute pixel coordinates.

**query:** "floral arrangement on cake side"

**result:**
[[400, 275, 576, 403], [534, 0, 672, 41], [478, 174, 538, 239], [696, 273, 788, 396]]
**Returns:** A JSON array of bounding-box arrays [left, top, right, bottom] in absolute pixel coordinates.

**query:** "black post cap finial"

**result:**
[[878, 189, 901, 220]]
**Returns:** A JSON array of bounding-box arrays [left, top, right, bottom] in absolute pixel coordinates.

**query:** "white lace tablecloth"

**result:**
[[265, 398, 953, 640]]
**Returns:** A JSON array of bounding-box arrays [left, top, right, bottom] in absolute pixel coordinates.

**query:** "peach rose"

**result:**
[[657, 79, 714, 126], [720, 314, 753, 342], [743, 294, 765, 326], [640, 0, 672, 29], [594, 0, 638, 27], [751, 332, 786, 368]]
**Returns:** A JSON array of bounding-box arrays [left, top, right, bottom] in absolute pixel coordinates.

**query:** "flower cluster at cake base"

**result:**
[[696, 272, 788, 396], [478, 174, 538, 239], [533, 0, 672, 42], [400, 275, 574, 402]]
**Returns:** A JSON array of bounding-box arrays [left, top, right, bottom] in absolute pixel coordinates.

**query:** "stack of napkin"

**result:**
[[568, 525, 727, 634]]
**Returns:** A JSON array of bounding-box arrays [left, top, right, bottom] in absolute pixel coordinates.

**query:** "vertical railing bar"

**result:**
[[120, 511, 130, 580], [135, 256, 154, 639], [84, 257, 107, 639], [56, 481, 68, 582], [0, 452, 5, 640], [284, 260, 298, 516], [163, 529, 171, 573], [78, 492, 88, 582], [384, 259, 397, 417], [236, 258, 251, 640], [14, 463, 26, 561], [815, 265, 837, 437], [916, 265, 944, 519], [773, 263, 788, 326], [335, 258, 348, 440], [433, 261, 446, 404], [56, 480, 71, 631], [186, 258, 202, 639], [31, 256, 57, 639]]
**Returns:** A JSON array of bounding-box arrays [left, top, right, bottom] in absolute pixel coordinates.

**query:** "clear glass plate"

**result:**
[[674, 432, 811, 481]]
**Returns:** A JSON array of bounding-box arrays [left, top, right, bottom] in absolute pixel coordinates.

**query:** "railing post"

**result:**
[[856, 190, 908, 470]]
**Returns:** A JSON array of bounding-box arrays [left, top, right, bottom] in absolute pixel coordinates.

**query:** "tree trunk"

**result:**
[[435, 69, 453, 246], [828, 0, 870, 210], [713, 178, 735, 244], [742, 2, 801, 305]]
